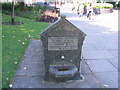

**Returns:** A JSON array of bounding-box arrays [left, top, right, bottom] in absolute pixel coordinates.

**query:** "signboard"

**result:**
[[48, 37, 78, 50]]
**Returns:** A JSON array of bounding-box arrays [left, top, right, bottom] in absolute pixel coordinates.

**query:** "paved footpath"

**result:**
[[11, 4, 119, 88], [60, 4, 119, 88]]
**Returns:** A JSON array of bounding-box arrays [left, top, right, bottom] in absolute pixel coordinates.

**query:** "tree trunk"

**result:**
[[11, 0, 15, 24]]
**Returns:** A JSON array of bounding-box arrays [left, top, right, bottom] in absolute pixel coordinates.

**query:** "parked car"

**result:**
[[34, 2, 50, 6]]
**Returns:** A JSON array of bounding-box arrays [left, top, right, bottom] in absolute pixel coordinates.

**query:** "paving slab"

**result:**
[[12, 76, 65, 88], [81, 60, 92, 74], [65, 73, 101, 88], [94, 72, 118, 88], [108, 50, 118, 58], [23, 51, 44, 63], [107, 58, 118, 69], [83, 37, 98, 44], [26, 40, 43, 52], [85, 35, 110, 43], [15, 62, 45, 76], [82, 50, 114, 59], [82, 44, 97, 51], [86, 60, 117, 73], [92, 43, 118, 50]]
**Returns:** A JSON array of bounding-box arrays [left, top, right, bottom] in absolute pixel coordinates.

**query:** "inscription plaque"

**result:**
[[48, 37, 78, 50]]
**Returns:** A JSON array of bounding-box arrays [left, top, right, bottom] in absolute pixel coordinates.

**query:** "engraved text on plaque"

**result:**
[[48, 37, 78, 50]]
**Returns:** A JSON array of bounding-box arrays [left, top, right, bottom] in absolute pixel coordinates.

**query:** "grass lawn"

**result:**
[[2, 14, 50, 88]]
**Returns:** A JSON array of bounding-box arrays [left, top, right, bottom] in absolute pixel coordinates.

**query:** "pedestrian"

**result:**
[[77, 4, 80, 14], [77, 4, 84, 17], [87, 3, 93, 20], [72, 5, 75, 12], [79, 4, 84, 17]]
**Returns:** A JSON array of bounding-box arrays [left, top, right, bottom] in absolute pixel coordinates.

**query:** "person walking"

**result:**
[[72, 5, 75, 12], [77, 4, 84, 17], [87, 3, 93, 20]]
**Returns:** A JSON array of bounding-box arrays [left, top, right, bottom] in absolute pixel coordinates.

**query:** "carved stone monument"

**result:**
[[40, 15, 86, 81]]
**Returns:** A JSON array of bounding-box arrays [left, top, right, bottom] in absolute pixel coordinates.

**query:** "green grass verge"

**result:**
[[2, 13, 49, 88]]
